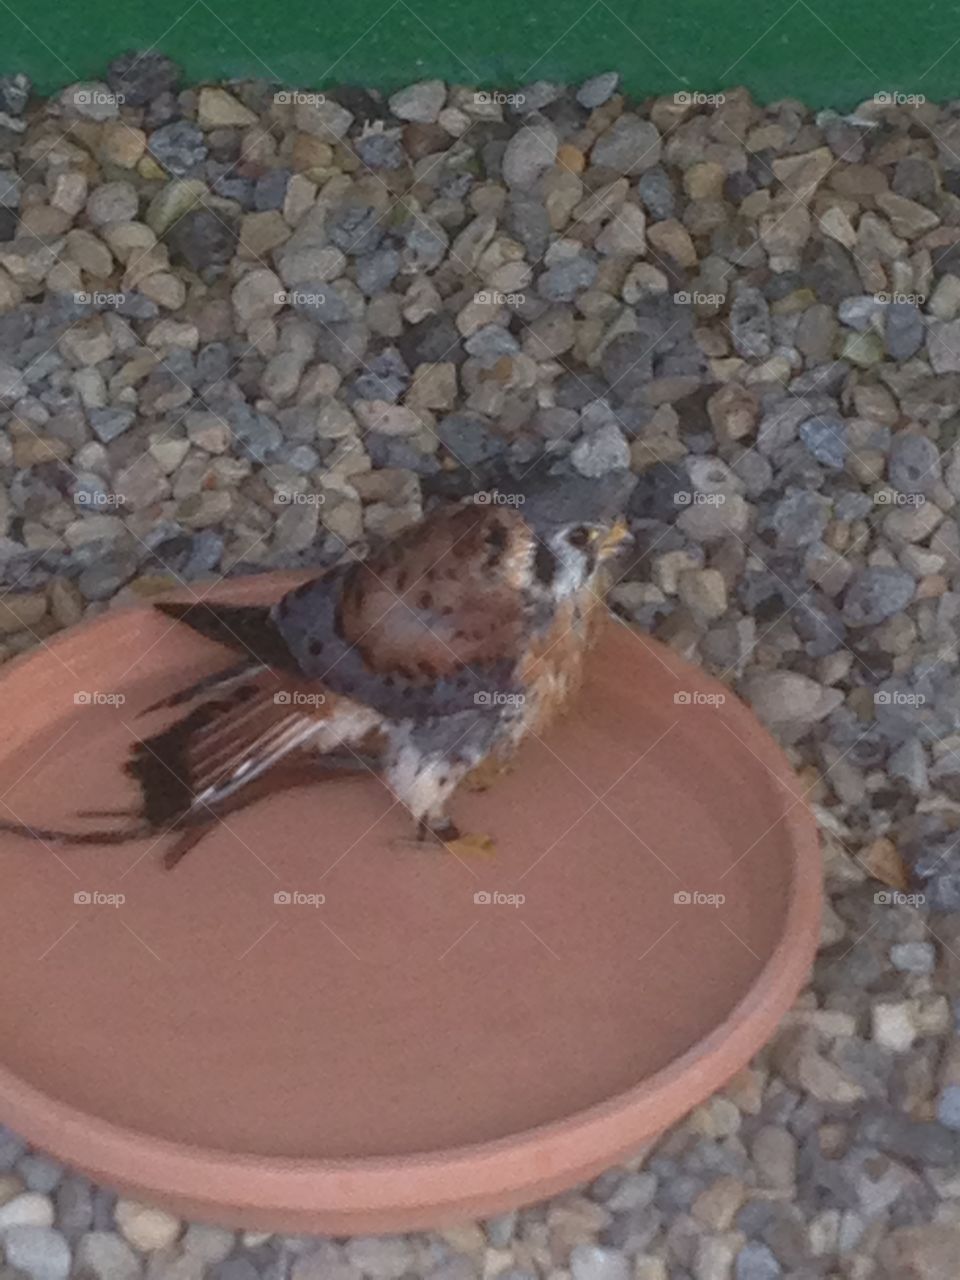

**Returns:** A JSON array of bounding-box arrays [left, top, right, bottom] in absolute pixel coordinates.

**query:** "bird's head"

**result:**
[[531, 517, 632, 600]]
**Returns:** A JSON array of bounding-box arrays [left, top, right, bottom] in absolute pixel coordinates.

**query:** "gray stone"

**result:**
[[2, 1227, 71, 1280], [888, 431, 941, 496], [885, 300, 925, 359], [88, 408, 135, 444], [502, 123, 558, 190], [148, 121, 207, 176], [798, 415, 847, 469], [842, 566, 916, 626], [890, 941, 936, 973], [388, 79, 446, 124], [937, 1084, 960, 1132], [729, 287, 772, 359], [771, 488, 830, 547], [538, 257, 598, 301], [569, 1245, 630, 1280], [343, 1237, 414, 1279], [591, 114, 662, 174], [734, 1242, 781, 1280], [577, 72, 620, 108], [571, 423, 630, 477], [13, 1158, 60, 1195], [74, 1232, 142, 1280]]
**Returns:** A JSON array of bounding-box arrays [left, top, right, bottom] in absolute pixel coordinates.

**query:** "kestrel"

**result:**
[[0, 490, 629, 867]]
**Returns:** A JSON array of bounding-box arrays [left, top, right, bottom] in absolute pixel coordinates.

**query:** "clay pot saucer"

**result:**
[[0, 574, 821, 1232]]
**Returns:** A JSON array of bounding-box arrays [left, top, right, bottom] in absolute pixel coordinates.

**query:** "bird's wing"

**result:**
[[127, 669, 379, 829], [273, 505, 532, 719]]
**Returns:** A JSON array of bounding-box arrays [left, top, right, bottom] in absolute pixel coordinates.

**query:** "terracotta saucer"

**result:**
[[0, 574, 821, 1232]]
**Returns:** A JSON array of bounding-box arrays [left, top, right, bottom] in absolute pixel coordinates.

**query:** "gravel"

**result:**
[[0, 61, 959, 1280]]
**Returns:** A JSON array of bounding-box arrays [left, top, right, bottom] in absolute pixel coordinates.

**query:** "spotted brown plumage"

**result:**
[[0, 497, 629, 864]]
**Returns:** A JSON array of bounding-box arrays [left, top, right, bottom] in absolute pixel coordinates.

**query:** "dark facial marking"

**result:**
[[535, 542, 557, 585]]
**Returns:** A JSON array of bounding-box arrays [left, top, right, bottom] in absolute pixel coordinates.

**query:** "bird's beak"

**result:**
[[599, 518, 632, 559]]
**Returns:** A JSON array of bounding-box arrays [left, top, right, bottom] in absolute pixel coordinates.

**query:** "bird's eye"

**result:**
[[567, 525, 596, 549]]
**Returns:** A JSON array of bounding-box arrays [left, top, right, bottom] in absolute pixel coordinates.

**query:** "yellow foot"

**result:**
[[463, 758, 514, 793], [444, 832, 496, 859]]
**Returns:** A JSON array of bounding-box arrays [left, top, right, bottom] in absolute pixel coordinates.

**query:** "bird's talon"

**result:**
[[443, 832, 496, 858]]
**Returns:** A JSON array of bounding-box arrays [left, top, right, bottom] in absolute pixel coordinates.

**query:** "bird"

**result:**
[[0, 486, 630, 868]]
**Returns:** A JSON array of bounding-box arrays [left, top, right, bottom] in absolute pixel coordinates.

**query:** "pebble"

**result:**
[[571, 424, 630, 477], [343, 1238, 414, 1279], [388, 80, 446, 123], [3, 1227, 71, 1280], [74, 1231, 142, 1280], [114, 1202, 181, 1252], [591, 115, 662, 175], [569, 1245, 629, 1280], [0, 1194, 55, 1230]]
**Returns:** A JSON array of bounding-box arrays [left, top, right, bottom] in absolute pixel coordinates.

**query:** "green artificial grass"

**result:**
[[0, 0, 957, 108]]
